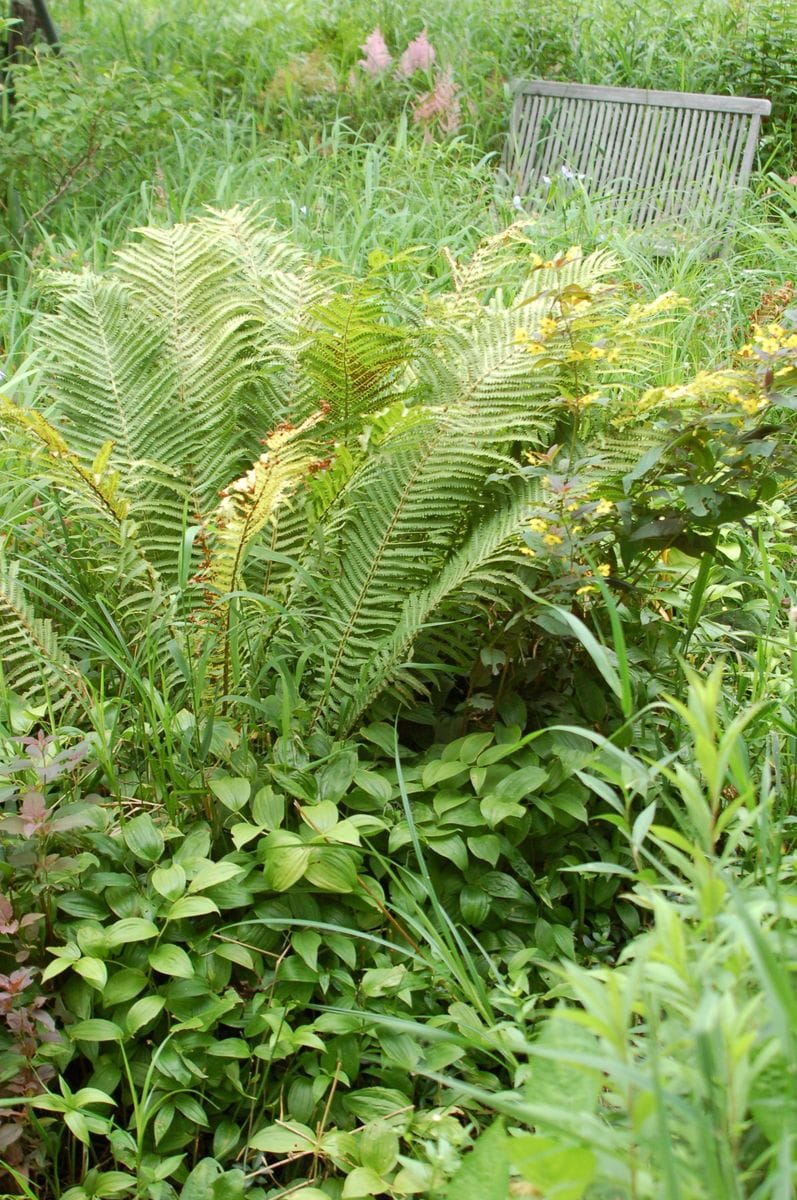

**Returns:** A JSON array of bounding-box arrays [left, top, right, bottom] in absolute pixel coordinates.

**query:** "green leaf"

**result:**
[[92, 1172, 135, 1199], [249, 1121, 316, 1153], [209, 776, 251, 812], [359, 1121, 399, 1176], [105, 918, 159, 948], [353, 769, 392, 803], [422, 760, 468, 788], [149, 943, 195, 978], [445, 1120, 508, 1200], [263, 844, 311, 891], [126, 996, 166, 1035], [151, 862, 187, 901], [506, 1135, 595, 1199], [188, 860, 244, 894], [69, 1019, 124, 1043], [213, 1118, 241, 1159], [304, 847, 358, 892], [252, 785, 285, 829], [104, 968, 148, 1006], [123, 814, 164, 863], [480, 795, 525, 826], [74, 957, 108, 990], [167, 896, 220, 920], [493, 763, 548, 803], [342, 1167, 387, 1198], [466, 834, 501, 865], [292, 929, 322, 971]]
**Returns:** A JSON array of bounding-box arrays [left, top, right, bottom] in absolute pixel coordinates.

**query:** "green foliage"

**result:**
[[2, 211, 790, 754]]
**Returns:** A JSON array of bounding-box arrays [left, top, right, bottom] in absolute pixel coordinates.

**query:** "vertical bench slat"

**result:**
[[505, 82, 771, 237]]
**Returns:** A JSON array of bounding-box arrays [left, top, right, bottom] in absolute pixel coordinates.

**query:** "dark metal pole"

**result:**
[[29, 0, 58, 50]]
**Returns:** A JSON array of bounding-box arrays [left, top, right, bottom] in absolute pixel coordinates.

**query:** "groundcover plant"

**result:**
[[0, 2, 796, 1198]]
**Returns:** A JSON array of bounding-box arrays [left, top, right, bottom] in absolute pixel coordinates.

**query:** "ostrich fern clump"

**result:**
[[0, 208, 783, 735]]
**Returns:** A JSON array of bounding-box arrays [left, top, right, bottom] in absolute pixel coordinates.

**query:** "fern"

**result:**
[[0, 556, 86, 710], [0, 210, 730, 731]]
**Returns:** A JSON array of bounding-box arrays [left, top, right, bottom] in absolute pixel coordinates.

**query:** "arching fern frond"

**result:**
[[205, 410, 327, 694], [0, 556, 86, 711]]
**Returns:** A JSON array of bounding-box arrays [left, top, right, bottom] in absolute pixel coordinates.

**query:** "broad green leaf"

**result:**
[[445, 1120, 508, 1200], [480, 795, 525, 826], [304, 847, 358, 892], [209, 776, 251, 812], [151, 862, 187, 901], [353, 769, 392, 803], [213, 1118, 241, 1159], [74, 956, 108, 990], [343, 1088, 411, 1124], [69, 1019, 124, 1042], [300, 800, 339, 833], [252, 785, 285, 829], [188, 860, 244, 894], [167, 896, 220, 920], [359, 1121, 399, 1176], [292, 929, 321, 971], [126, 996, 166, 1035], [249, 1121, 316, 1153], [466, 834, 501, 865], [506, 1135, 596, 1199], [104, 968, 148, 1006], [491, 763, 548, 804], [105, 918, 159, 948], [342, 1167, 387, 1198], [149, 943, 195, 978], [422, 760, 468, 789], [91, 1172, 134, 1198], [263, 844, 311, 891], [123, 814, 164, 863]]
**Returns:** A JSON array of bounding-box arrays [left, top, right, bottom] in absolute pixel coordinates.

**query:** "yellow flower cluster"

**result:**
[[622, 290, 687, 326]]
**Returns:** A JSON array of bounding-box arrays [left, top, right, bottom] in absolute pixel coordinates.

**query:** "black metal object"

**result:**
[[2, 0, 60, 108], [29, 0, 59, 49]]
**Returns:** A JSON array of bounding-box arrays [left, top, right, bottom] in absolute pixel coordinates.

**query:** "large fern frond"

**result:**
[[0, 556, 86, 711]]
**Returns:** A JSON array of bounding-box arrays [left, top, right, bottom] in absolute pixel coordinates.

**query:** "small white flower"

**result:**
[[561, 164, 575, 181], [789, 605, 797, 626], [542, 175, 552, 185], [299, 205, 308, 215], [512, 194, 523, 210]]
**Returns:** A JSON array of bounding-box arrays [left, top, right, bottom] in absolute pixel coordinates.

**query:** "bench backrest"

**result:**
[[505, 82, 771, 231]]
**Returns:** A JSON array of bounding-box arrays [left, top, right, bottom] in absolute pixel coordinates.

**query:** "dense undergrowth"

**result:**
[[0, 1, 797, 1198]]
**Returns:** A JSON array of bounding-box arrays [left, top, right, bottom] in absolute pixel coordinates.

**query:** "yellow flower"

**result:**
[[527, 340, 547, 355], [564, 245, 583, 261], [513, 327, 529, 345], [519, 546, 536, 558], [566, 501, 580, 512], [596, 563, 611, 577], [576, 584, 598, 596], [571, 524, 583, 535], [530, 253, 545, 268], [528, 517, 548, 533], [539, 316, 557, 338], [606, 347, 621, 363], [766, 323, 786, 338], [594, 498, 614, 517], [759, 338, 780, 355], [587, 345, 606, 360], [543, 532, 563, 546]]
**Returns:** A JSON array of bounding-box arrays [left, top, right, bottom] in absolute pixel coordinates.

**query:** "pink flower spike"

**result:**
[[412, 66, 461, 135], [397, 29, 436, 77], [358, 27, 392, 76]]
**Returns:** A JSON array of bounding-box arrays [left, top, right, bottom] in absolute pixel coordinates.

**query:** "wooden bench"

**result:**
[[505, 82, 771, 237]]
